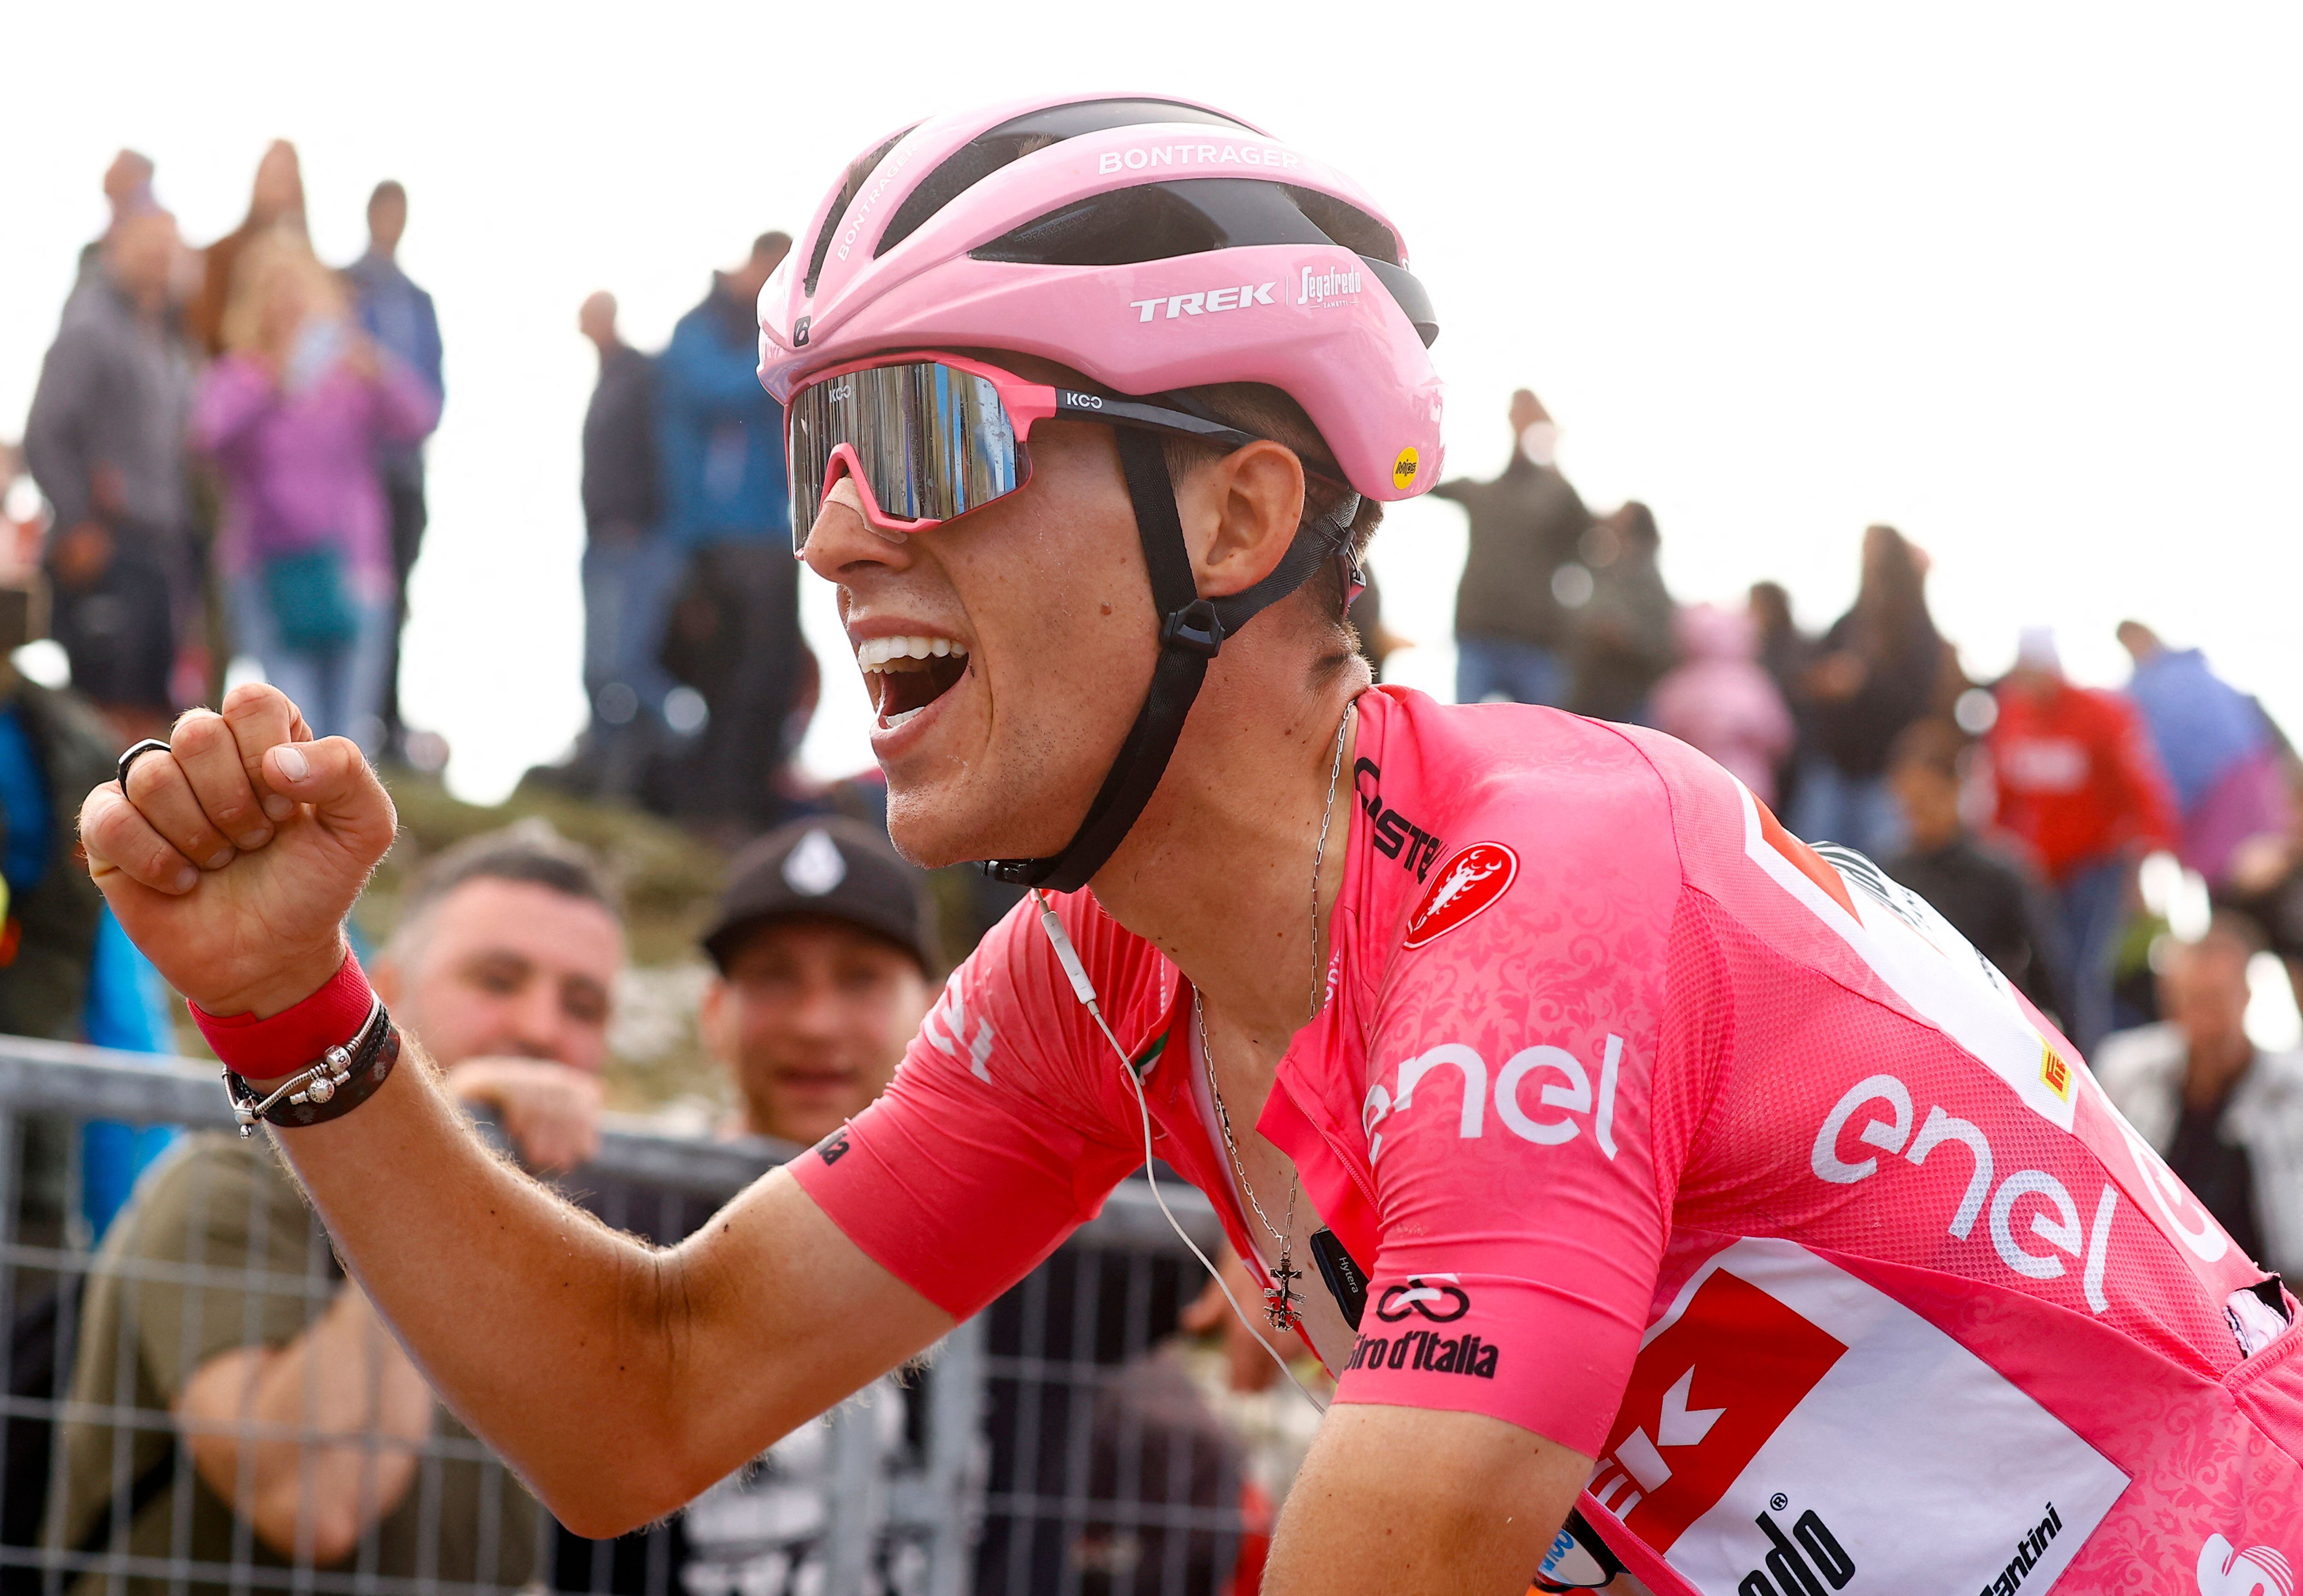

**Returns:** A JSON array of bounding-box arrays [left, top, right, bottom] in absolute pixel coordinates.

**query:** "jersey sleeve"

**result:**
[[788, 896, 1157, 1320], [1335, 738, 1706, 1458]]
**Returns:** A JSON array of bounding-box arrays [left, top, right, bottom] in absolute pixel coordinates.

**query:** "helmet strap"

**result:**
[[982, 427, 1360, 893]]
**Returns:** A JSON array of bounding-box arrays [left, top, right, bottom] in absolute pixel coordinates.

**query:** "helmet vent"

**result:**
[[970, 178, 1399, 269], [874, 98, 1255, 261], [804, 124, 919, 297]]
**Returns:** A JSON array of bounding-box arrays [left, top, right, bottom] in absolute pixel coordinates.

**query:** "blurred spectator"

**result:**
[[53, 825, 619, 1594], [187, 140, 307, 358], [73, 151, 159, 283], [2225, 755, 2303, 1011], [23, 209, 195, 743], [574, 290, 672, 798], [1176, 1250, 1323, 1593], [1748, 579, 1815, 813], [1988, 627, 2179, 1053], [1881, 719, 2067, 1023], [680, 818, 936, 1596], [1562, 501, 1675, 723], [1791, 525, 1948, 859], [1072, 1354, 1249, 1596], [2117, 620, 2290, 889], [1432, 390, 1590, 707], [2093, 913, 2303, 1279], [193, 238, 438, 749], [656, 232, 810, 835], [345, 180, 445, 762], [701, 817, 937, 1147], [1652, 602, 1795, 804]]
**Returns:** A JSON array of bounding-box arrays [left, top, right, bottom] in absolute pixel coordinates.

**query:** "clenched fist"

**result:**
[[79, 684, 398, 1024]]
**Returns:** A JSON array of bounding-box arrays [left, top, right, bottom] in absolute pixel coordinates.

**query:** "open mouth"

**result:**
[[858, 634, 971, 728]]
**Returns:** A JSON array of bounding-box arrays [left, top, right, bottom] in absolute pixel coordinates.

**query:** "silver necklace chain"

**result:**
[[1198, 702, 1352, 1331]]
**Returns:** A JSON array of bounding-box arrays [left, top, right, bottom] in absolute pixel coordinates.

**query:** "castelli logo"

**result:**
[[1403, 842, 1518, 949]]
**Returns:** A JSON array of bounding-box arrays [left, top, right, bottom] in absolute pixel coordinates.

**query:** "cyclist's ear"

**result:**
[[1184, 438, 1307, 600]]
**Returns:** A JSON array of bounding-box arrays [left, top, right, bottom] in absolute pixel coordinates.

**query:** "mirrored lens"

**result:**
[[789, 362, 1024, 550]]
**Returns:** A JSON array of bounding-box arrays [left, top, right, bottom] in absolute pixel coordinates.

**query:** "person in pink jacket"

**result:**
[[1651, 601, 1797, 806], [193, 237, 438, 748]]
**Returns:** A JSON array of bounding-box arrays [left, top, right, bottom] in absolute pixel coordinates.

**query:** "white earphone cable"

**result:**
[[1033, 891, 1328, 1414]]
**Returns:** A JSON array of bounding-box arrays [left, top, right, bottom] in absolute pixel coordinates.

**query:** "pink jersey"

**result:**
[[795, 686, 2303, 1595]]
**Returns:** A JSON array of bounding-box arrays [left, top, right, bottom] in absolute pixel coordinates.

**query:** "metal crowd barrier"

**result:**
[[0, 1037, 1240, 1596]]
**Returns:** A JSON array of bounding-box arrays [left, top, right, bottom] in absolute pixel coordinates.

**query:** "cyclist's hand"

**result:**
[[448, 1058, 604, 1174], [79, 683, 397, 1026]]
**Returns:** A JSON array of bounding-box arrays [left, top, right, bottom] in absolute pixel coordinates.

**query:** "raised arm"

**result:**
[[77, 688, 953, 1535]]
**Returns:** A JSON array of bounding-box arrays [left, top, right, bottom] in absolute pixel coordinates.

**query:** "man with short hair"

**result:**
[[1432, 389, 1591, 707], [2095, 914, 2303, 1280], [346, 180, 445, 762], [680, 818, 935, 1596], [25, 208, 194, 739], [52, 826, 616, 1593], [655, 232, 809, 830], [701, 817, 938, 1148]]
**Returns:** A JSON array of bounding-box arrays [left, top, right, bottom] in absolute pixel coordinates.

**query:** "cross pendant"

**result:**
[[1263, 1251, 1305, 1332]]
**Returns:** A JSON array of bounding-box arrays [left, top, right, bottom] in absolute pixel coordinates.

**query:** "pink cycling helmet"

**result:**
[[759, 93, 1444, 503], [765, 94, 1446, 892]]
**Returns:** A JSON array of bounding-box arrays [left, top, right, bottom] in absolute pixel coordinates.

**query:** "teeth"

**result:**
[[857, 635, 969, 671]]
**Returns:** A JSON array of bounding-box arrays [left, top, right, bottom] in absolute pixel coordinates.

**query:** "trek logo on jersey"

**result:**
[[1403, 842, 1518, 948], [816, 1127, 852, 1166], [1737, 1508, 1856, 1596], [1352, 758, 1444, 882], [1128, 283, 1276, 322], [1975, 1502, 2065, 1596], [1595, 1240, 2127, 1593], [2196, 1534, 2295, 1596], [1590, 1268, 1846, 1543], [1341, 1326, 1499, 1380]]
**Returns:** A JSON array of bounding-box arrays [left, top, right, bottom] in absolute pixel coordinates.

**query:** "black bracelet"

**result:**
[[222, 999, 400, 1136]]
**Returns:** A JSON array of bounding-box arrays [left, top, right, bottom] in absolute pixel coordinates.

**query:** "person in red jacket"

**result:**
[[1988, 626, 2179, 1053]]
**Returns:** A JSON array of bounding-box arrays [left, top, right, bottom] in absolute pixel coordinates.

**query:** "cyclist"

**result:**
[[81, 95, 2303, 1595]]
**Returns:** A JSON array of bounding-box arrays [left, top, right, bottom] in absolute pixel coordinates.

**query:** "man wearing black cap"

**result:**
[[682, 818, 937, 1596], [699, 816, 939, 1148]]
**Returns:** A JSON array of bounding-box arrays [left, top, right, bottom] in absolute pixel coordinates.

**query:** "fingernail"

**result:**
[[275, 746, 310, 783], [262, 795, 293, 821], [205, 848, 234, 871], [173, 867, 198, 893], [237, 826, 274, 849]]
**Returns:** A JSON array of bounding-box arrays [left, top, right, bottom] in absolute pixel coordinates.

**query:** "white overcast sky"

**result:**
[[4, 2, 2297, 804]]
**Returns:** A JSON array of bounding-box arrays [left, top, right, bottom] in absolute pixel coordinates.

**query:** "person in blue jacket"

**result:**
[[653, 232, 813, 834]]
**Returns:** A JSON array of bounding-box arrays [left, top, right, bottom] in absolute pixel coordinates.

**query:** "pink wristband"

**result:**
[[191, 954, 376, 1080]]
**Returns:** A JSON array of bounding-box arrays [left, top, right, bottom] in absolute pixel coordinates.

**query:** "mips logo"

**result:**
[[1391, 447, 1420, 490]]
